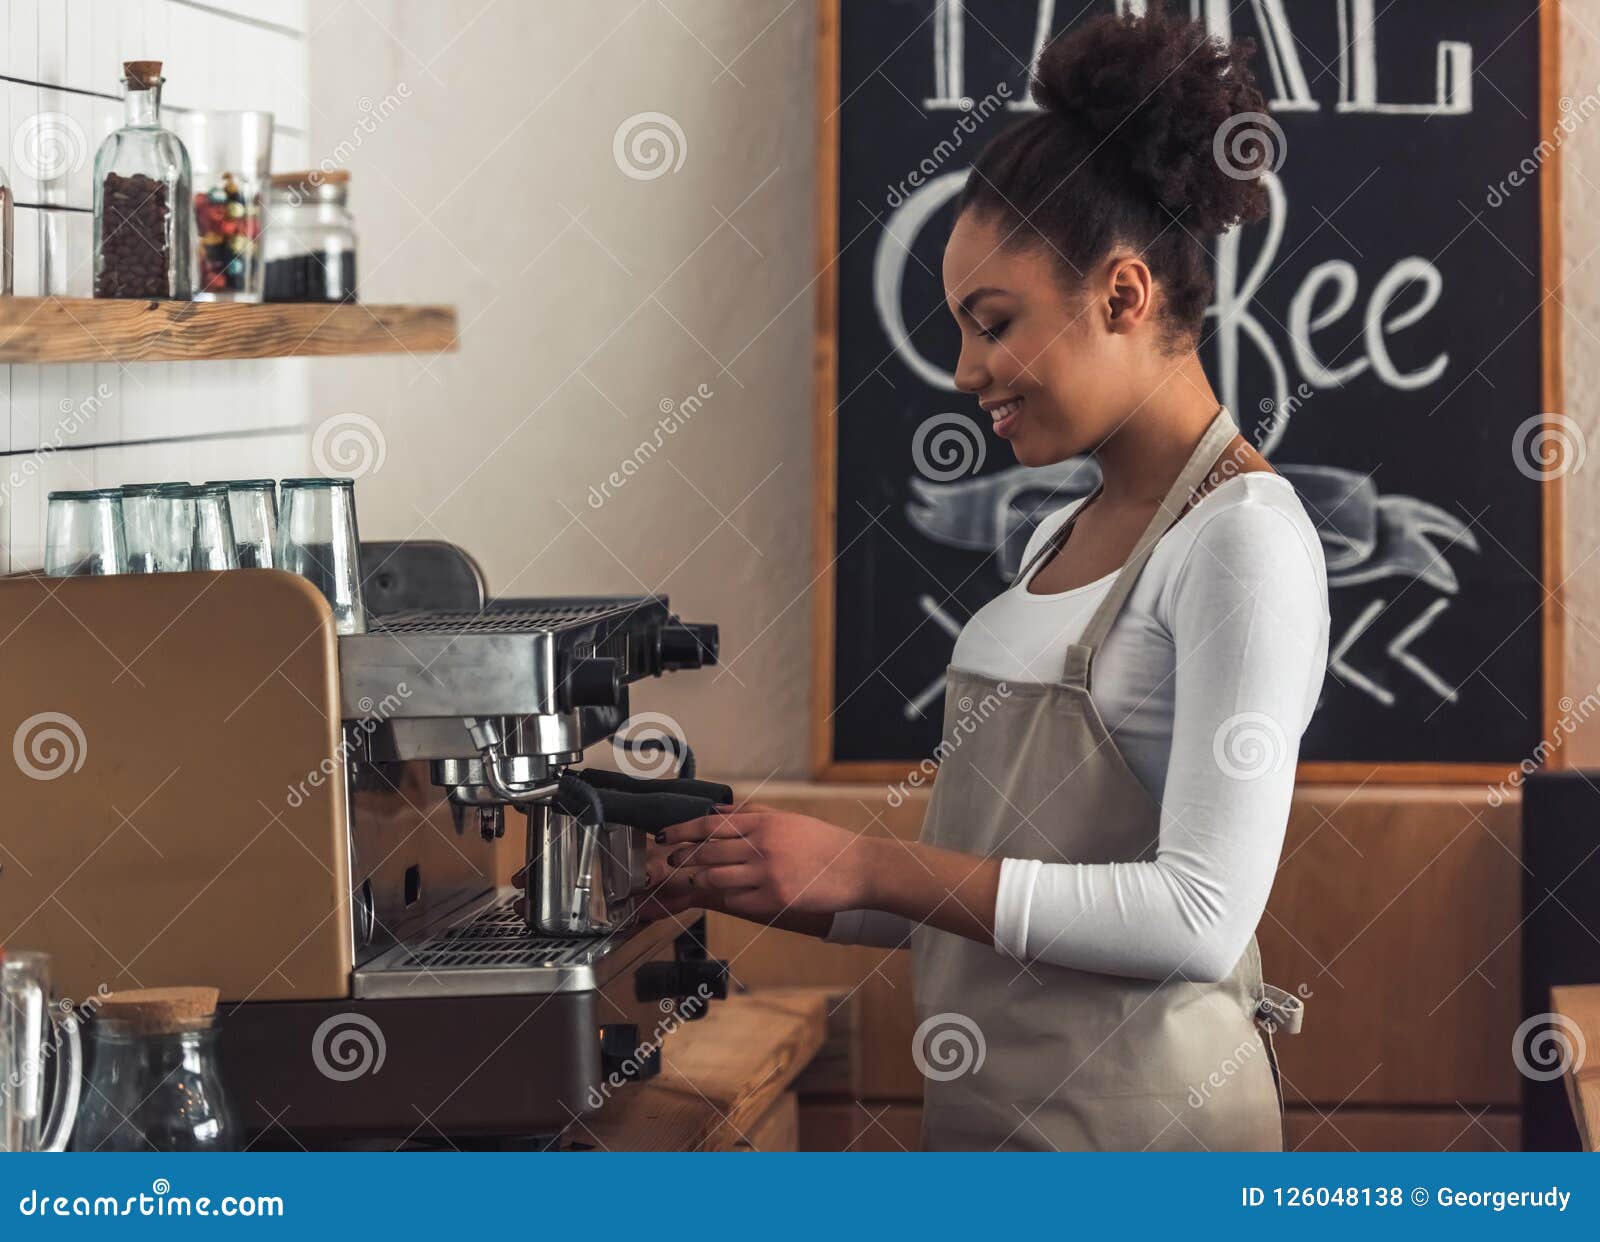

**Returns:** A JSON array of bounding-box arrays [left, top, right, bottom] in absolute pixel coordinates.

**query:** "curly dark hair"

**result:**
[[957, 4, 1272, 347]]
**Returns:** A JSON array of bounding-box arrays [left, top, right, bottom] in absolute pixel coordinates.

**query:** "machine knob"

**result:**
[[598, 1024, 662, 1082], [657, 623, 719, 672], [561, 656, 621, 709], [633, 958, 729, 1018]]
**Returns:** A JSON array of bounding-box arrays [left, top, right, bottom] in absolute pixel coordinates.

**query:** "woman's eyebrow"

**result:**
[[957, 286, 1010, 316]]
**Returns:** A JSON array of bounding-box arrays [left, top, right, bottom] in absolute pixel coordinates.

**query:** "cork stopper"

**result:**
[[123, 61, 164, 88], [96, 986, 219, 1035]]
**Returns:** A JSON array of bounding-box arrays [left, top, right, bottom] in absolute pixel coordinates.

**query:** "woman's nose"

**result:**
[[953, 338, 988, 395]]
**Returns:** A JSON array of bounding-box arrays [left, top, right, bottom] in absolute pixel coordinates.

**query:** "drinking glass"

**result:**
[[173, 111, 274, 302], [206, 479, 276, 569], [119, 483, 167, 573], [0, 951, 82, 1152], [190, 484, 239, 570], [44, 489, 126, 576], [150, 483, 196, 572], [276, 478, 366, 633]]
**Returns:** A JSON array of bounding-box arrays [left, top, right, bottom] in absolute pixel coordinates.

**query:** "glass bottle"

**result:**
[[74, 1014, 235, 1151], [92, 61, 193, 299], [262, 170, 358, 302], [0, 159, 12, 295]]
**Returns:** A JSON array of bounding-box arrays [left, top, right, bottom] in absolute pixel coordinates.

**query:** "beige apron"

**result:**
[[912, 407, 1302, 1152]]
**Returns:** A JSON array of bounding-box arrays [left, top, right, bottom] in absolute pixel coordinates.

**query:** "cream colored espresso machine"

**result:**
[[0, 543, 727, 1143]]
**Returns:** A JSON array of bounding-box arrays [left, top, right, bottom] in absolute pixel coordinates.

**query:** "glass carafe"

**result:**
[[92, 60, 193, 299], [74, 1016, 235, 1151], [0, 951, 82, 1152]]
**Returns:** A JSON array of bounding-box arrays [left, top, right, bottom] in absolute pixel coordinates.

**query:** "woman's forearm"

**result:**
[[857, 837, 1001, 946]]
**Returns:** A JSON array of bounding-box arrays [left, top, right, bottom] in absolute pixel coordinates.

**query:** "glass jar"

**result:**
[[92, 60, 193, 300], [73, 1015, 235, 1151], [0, 160, 12, 295], [262, 170, 357, 302]]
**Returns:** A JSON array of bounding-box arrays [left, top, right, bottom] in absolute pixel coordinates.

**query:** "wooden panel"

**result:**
[[1551, 985, 1600, 1151], [1284, 1109, 1520, 1152], [0, 297, 458, 362], [800, 1102, 923, 1152], [1264, 786, 1523, 1106], [581, 989, 828, 1152], [718, 781, 1523, 1109]]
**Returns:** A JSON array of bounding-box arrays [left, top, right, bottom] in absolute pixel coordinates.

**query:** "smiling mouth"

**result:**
[[987, 396, 1023, 437]]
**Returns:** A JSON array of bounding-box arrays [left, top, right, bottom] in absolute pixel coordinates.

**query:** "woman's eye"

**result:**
[[978, 319, 1010, 341]]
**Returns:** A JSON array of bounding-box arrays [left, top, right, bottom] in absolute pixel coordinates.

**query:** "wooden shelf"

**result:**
[[0, 296, 458, 363]]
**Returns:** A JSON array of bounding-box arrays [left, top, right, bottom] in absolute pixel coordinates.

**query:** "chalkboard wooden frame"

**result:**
[[810, 0, 1565, 785]]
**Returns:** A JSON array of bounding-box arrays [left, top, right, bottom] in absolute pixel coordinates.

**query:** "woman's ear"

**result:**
[[1103, 253, 1154, 335]]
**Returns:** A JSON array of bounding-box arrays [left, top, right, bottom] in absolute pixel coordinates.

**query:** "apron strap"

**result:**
[[1257, 983, 1305, 1035], [1062, 407, 1239, 688], [1012, 485, 1102, 588]]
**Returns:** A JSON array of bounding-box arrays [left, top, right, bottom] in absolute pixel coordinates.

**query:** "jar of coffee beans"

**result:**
[[92, 61, 193, 299]]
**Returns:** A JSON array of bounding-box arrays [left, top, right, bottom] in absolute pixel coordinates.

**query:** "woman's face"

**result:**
[[942, 210, 1139, 467]]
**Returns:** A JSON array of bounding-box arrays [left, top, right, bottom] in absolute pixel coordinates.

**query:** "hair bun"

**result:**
[[1030, 6, 1272, 235]]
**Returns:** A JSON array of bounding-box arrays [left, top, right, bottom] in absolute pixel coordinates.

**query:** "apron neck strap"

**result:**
[[1068, 407, 1239, 668]]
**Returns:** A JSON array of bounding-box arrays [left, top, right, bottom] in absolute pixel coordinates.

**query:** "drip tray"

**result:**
[[354, 890, 660, 1000]]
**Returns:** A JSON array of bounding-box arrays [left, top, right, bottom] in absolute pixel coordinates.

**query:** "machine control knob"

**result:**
[[657, 622, 719, 672], [561, 656, 621, 709], [598, 1024, 662, 1082], [633, 958, 729, 1018]]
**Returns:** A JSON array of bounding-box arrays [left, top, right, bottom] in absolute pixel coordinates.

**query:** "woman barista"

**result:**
[[643, 6, 1330, 1152]]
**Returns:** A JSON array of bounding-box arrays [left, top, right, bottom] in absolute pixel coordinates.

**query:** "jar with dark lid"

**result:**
[[72, 987, 235, 1152], [262, 170, 358, 302], [92, 61, 194, 299]]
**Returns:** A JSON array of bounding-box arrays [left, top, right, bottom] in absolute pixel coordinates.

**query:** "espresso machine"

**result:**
[[0, 542, 727, 1145]]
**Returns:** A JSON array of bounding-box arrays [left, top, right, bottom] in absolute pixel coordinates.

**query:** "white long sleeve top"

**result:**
[[827, 473, 1330, 981]]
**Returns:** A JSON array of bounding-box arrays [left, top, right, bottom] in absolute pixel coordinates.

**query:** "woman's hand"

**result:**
[[638, 806, 877, 933]]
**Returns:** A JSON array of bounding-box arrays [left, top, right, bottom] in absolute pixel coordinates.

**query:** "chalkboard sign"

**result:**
[[811, 0, 1562, 781]]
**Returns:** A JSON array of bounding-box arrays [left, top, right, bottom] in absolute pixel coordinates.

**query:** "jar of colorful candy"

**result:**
[[175, 111, 273, 302]]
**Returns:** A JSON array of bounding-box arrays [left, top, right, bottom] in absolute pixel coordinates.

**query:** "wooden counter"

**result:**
[[569, 988, 831, 1151], [1550, 985, 1600, 1151]]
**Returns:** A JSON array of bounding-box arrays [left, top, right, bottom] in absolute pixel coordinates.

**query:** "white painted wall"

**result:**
[[304, 0, 817, 779], [1, 0, 312, 571]]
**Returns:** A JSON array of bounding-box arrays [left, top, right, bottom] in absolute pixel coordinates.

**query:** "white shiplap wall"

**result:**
[[1, 0, 313, 571]]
